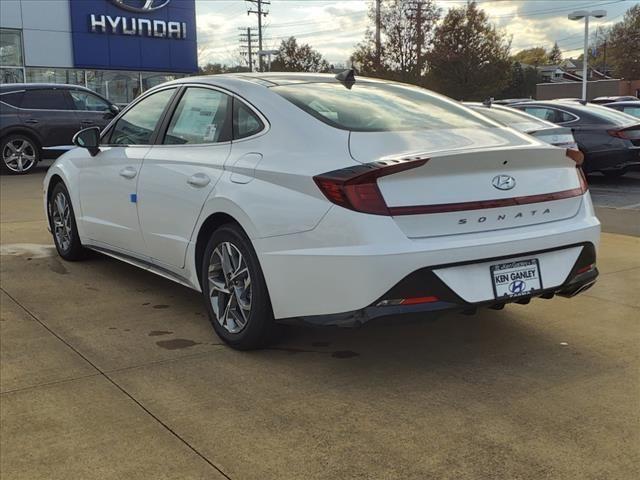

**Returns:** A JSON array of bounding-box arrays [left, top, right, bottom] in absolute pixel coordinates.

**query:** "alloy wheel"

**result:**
[[2, 139, 36, 173], [51, 192, 72, 252], [208, 241, 252, 334]]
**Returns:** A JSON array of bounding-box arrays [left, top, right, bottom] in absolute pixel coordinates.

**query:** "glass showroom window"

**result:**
[[0, 29, 24, 83], [142, 72, 185, 92], [87, 70, 141, 106], [26, 68, 85, 86]]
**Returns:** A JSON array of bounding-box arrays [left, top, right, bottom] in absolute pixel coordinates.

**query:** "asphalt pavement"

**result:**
[[1, 167, 638, 480]]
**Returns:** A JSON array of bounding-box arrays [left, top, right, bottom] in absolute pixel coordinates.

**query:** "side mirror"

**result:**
[[109, 104, 120, 114], [73, 127, 101, 157]]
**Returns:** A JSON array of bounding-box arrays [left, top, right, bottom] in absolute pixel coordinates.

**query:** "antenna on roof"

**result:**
[[482, 97, 494, 107], [335, 69, 356, 89]]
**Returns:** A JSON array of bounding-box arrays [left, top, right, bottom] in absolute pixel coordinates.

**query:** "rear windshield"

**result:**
[[469, 105, 552, 132], [272, 82, 494, 132], [564, 102, 639, 126]]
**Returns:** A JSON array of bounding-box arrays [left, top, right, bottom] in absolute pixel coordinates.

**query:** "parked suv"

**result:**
[[0, 83, 118, 174]]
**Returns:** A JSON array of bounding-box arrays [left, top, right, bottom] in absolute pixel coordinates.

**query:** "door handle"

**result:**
[[25, 119, 39, 124], [187, 173, 211, 188], [119, 166, 137, 179]]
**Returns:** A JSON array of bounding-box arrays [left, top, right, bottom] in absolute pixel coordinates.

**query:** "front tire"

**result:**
[[1, 134, 40, 174], [201, 224, 277, 350], [48, 183, 86, 261]]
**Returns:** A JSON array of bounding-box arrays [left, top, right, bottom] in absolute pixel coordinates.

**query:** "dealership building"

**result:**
[[0, 0, 198, 104]]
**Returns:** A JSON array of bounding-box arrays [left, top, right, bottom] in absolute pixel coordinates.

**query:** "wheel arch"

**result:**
[[45, 174, 66, 223], [1, 127, 43, 150]]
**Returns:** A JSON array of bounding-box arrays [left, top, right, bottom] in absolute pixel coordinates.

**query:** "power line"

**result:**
[[246, 0, 270, 71]]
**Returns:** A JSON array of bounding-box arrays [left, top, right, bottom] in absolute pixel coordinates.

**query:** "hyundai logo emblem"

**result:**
[[509, 280, 526, 294], [492, 174, 516, 191], [111, 0, 171, 13]]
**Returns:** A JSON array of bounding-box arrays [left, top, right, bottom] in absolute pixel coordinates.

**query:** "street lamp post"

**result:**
[[568, 9, 607, 101]]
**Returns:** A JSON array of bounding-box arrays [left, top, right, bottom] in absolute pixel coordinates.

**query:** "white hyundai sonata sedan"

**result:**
[[44, 72, 600, 349]]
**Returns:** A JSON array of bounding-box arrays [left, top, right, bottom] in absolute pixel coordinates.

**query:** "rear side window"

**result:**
[[522, 107, 557, 122], [0, 91, 24, 107], [163, 87, 231, 145], [272, 82, 493, 132], [556, 110, 577, 123], [109, 88, 176, 145], [233, 99, 264, 139], [70, 90, 111, 112], [21, 89, 71, 110]]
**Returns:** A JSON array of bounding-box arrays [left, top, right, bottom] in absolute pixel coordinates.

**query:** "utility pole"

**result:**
[[602, 40, 607, 77], [239, 27, 258, 72], [247, 0, 270, 72], [375, 0, 381, 71]]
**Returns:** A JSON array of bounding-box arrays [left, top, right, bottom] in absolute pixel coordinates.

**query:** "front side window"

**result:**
[[163, 88, 230, 145], [109, 88, 175, 145], [70, 90, 111, 112], [21, 89, 71, 110], [233, 100, 264, 139], [272, 82, 493, 132]]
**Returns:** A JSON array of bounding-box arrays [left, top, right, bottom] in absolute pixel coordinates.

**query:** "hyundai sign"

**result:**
[[70, 0, 197, 73]]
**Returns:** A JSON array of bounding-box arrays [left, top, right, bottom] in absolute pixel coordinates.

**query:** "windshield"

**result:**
[[468, 105, 552, 132], [272, 82, 495, 132]]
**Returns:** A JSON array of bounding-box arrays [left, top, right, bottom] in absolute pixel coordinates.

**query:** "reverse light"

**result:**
[[566, 148, 584, 166], [314, 158, 428, 215], [376, 296, 440, 307]]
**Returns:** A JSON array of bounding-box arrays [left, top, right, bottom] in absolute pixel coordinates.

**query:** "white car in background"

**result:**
[[44, 72, 600, 349]]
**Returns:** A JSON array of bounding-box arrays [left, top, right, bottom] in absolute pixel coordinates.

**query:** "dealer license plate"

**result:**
[[490, 259, 542, 299]]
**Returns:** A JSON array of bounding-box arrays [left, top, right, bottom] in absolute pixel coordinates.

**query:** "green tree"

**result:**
[[548, 42, 562, 64], [512, 47, 548, 66], [270, 37, 330, 73], [426, 1, 511, 100], [594, 5, 640, 79], [351, 0, 440, 83]]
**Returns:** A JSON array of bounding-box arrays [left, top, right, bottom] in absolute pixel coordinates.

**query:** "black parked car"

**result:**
[[0, 83, 118, 174], [512, 100, 640, 177], [603, 101, 640, 119]]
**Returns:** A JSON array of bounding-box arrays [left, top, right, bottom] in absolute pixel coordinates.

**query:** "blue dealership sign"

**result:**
[[70, 0, 197, 73]]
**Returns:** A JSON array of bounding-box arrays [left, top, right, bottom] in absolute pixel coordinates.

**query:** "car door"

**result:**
[[68, 89, 117, 131], [18, 88, 80, 147], [137, 86, 232, 269], [78, 87, 177, 256]]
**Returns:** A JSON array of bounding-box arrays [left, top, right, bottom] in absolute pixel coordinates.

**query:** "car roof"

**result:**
[[168, 72, 387, 88], [603, 101, 640, 107], [0, 83, 92, 91]]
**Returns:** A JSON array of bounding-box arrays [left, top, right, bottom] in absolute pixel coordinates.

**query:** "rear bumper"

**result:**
[[294, 243, 598, 327], [584, 148, 640, 172], [256, 194, 600, 320]]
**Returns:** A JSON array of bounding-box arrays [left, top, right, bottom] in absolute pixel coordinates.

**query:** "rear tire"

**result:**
[[48, 183, 86, 261], [201, 223, 278, 350], [1, 134, 40, 174]]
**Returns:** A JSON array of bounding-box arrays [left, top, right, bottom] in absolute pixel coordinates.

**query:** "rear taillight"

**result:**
[[566, 148, 584, 166], [607, 129, 640, 140], [313, 158, 428, 215], [577, 167, 588, 193]]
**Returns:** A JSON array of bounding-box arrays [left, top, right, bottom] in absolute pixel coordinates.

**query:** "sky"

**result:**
[[195, 0, 638, 67]]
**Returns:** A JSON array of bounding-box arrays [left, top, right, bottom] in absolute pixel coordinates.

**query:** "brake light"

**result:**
[[607, 129, 640, 140], [314, 158, 428, 215], [566, 148, 584, 166]]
